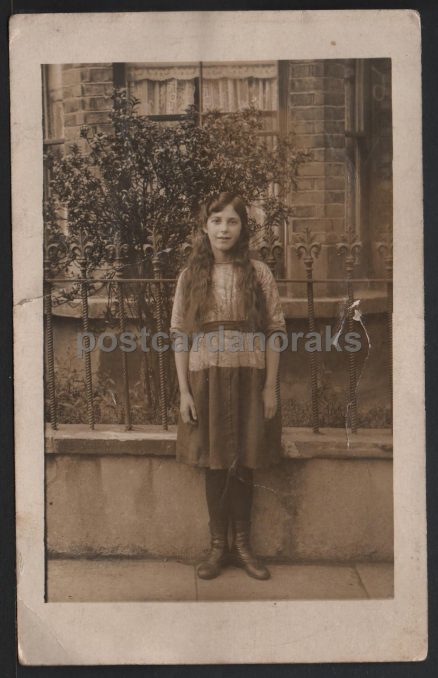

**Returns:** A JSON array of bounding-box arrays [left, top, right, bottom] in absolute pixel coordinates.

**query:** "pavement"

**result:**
[[47, 559, 394, 602]]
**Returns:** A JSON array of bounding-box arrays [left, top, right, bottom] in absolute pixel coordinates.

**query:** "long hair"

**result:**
[[181, 193, 267, 332]]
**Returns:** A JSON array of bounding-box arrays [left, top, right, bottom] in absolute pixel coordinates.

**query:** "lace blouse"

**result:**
[[170, 258, 286, 337]]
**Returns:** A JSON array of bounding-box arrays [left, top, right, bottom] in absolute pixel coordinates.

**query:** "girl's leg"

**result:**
[[197, 469, 230, 580], [205, 469, 229, 524], [228, 465, 270, 580], [228, 466, 253, 522]]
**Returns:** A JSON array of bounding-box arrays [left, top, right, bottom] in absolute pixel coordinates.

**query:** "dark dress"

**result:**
[[170, 259, 286, 470]]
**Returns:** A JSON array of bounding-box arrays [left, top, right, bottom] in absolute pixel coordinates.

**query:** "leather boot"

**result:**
[[196, 519, 229, 580], [230, 520, 270, 580]]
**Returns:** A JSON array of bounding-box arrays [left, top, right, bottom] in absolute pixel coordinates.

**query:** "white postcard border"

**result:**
[[11, 10, 426, 665]]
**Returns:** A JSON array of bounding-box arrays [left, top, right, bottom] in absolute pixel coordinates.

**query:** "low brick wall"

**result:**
[[46, 426, 393, 563]]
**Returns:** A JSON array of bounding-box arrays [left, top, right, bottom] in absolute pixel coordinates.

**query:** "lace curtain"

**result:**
[[126, 62, 278, 116]]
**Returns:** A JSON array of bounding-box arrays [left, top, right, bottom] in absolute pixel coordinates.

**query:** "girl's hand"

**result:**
[[180, 391, 198, 425], [262, 384, 278, 420]]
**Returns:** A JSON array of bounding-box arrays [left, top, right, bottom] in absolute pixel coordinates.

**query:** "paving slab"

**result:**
[[47, 559, 392, 602], [355, 562, 394, 598], [47, 559, 197, 602], [196, 564, 368, 601]]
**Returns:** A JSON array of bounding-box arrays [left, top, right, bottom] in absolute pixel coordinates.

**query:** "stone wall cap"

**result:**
[[45, 424, 392, 460]]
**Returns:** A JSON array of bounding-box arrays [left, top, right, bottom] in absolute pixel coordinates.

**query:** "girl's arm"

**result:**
[[174, 336, 198, 424], [263, 334, 281, 419], [255, 261, 286, 419], [170, 268, 197, 424]]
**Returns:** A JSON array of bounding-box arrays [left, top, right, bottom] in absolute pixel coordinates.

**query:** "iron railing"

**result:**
[[44, 229, 393, 434]]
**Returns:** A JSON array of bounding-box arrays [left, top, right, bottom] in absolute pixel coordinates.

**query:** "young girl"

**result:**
[[170, 193, 286, 581]]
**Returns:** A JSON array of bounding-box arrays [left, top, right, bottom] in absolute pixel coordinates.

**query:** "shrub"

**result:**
[[45, 89, 309, 277]]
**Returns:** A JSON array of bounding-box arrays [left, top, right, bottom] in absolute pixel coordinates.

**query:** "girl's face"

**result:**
[[203, 204, 243, 262]]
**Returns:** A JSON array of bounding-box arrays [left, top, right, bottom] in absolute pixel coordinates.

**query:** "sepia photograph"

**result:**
[[11, 10, 426, 665], [43, 57, 394, 603]]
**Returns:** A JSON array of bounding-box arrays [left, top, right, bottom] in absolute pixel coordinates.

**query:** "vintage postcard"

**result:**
[[11, 9, 426, 665]]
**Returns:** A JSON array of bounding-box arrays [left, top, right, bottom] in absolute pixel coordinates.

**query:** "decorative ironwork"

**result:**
[[337, 233, 363, 433], [152, 253, 169, 430], [43, 233, 73, 431], [259, 224, 284, 277], [112, 235, 132, 430], [376, 231, 393, 276], [44, 232, 70, 275], [43, 255, 57, 431], [105, 237, 130, 267], [377, 229, 393, 416], [294, 228, 322, 433], [43, 228, 394, 434], [294, 227, 322, 267], [336, 236, 362, 272], [70, 231, 96, 429]]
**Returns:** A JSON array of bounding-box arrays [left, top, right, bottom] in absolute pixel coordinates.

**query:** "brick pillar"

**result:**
[[45, 65, 65, 141], [61, 64, 114, 151], [286, 60, 347, 282]]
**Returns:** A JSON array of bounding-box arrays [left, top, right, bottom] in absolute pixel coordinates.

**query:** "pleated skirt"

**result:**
[[176, 363, 283, 470]]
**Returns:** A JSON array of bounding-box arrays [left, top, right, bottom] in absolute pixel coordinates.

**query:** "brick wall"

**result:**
[[285, 58, 392, 282], [44, 60, 392, 281], [61, 63, 114, 148], [286, 60, 347, 280]]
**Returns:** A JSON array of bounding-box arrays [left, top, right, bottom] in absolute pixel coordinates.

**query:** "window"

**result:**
[[345, 59, 393, 276], [43, 61, 289, 270], [122, 61, 284, 151], [123, 61, 286, 261], [42, 65, 65, 200], [124, 61, 278, 121]]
